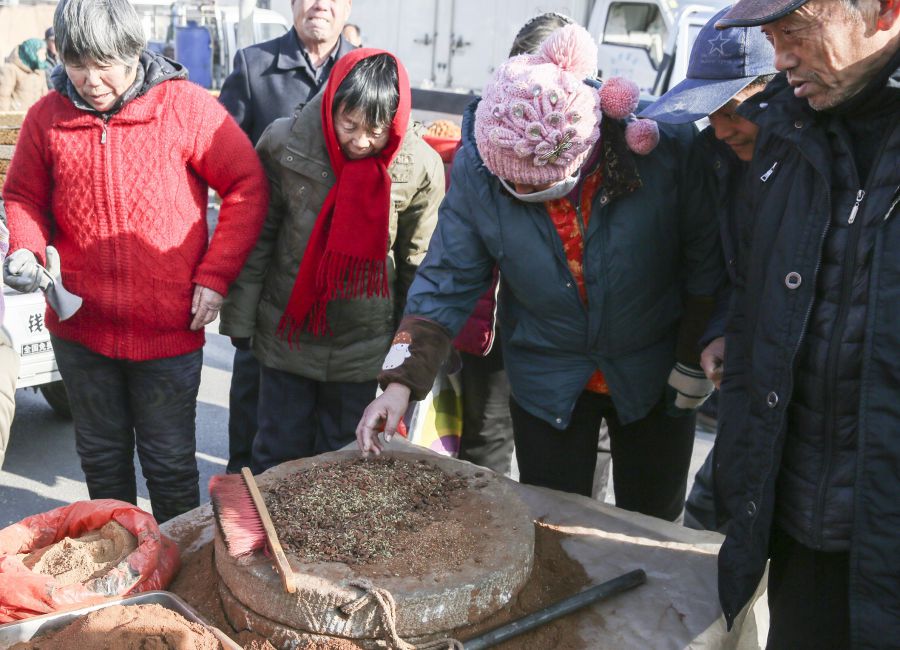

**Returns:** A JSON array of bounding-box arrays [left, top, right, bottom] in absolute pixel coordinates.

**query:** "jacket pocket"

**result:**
[[146, 276, 194, 331]]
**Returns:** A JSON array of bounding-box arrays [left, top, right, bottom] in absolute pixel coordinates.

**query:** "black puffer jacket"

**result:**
[[714, 56, 900, 648]]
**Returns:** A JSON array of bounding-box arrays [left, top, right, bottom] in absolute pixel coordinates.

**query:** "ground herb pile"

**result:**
[[266, 457, 468, 565]]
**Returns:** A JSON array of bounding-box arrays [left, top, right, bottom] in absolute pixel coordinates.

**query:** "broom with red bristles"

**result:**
[[209, 467, 297, 593]]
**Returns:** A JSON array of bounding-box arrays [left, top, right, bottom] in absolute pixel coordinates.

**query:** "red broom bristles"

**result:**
[[208, 473, 266, 557]]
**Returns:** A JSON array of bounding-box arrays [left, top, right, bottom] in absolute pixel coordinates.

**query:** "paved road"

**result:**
[[0, 322, 715, 527], [0, 322, 234, 527]]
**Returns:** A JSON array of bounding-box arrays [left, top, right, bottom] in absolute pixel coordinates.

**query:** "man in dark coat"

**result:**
[[219, 0, 355, 145], [640, 5, 776, 532], [218, 0, 355, 473], [712, 0, 900, 647]]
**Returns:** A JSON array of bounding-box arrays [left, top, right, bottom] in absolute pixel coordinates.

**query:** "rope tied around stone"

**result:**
[[340, 579, 464, 650]]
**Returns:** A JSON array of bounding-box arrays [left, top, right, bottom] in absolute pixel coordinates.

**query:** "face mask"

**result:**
[[498, 173, 580, 203]]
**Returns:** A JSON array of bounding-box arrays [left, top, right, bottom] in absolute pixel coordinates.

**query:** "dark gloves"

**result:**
[[378, 316, 453, 401]]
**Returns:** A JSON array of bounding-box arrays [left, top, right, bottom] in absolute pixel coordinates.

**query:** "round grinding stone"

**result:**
[[215, 449, 534, 639]]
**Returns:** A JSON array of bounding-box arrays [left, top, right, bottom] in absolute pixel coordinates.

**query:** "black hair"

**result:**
[[509, 12, 574, 57], [332, 54, 399, 130]]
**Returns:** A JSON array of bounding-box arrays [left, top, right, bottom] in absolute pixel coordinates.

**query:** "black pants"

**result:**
[[511, 391, 696, 521], [226, 348, 260, 473], [684, 449, 721, 531], [51, 335, 202, 523], [767, 526, 850, 650], [253, 365, 377, 473], [457, 347, 514, 475]]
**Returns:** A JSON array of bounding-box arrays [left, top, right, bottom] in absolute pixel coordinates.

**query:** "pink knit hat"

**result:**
[[475, 24, 658, 186]]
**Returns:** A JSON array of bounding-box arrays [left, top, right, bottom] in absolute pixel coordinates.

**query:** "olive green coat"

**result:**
[[220, 93, 444, 382]]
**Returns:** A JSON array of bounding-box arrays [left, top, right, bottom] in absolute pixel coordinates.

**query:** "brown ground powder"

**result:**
[[457, 521, 593, 649], [9, 603, 225, 649], [171, 521, 590, 649], [22, 520, 137, 586]]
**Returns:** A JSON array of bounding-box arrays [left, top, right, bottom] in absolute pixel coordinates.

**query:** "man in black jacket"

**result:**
[[640, 5, 776, 532], [220, 0, 355, 145], [712, 0, 900, 647], [219, 0, 355, 473]]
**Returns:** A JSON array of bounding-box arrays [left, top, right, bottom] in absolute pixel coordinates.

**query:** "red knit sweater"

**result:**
[[4, 79, 269, 360]]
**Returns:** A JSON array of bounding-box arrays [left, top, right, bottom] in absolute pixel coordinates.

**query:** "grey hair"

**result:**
[[54, 0, 145, 66], [509, 12, 575, 57], [839, 0, 869, 21]]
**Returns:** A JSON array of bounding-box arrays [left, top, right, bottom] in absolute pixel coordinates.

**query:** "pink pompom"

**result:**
[[540, 24, 598, 79], [599, 77, 640, 119], [625, 119, 659, 155]]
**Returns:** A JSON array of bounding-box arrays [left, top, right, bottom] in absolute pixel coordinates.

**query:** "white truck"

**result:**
[[3, 286, 71, 417], [342, 0, 728, 96]]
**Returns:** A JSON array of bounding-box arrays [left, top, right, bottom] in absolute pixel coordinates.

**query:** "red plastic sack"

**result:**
[[0, 499, 180, 622], [423, 133, 461, 192]]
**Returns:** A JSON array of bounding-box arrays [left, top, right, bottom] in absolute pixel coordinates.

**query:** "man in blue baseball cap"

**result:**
[[641, 6, 776, 535], [705, 0, 900, 647], [641, 6, 775, 130]]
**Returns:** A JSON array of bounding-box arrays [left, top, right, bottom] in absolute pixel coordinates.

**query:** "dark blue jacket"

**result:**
[[219, 29, 355, 144], [404, 101, 723, 427], [698, 129, 751, 347], [715, 65, 900, 647]]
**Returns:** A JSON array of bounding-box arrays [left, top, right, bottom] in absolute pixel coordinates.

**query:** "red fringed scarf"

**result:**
[[278, 48, 411, 341]]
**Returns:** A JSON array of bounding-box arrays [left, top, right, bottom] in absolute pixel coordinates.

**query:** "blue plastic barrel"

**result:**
[[174, 21, 212, 89]]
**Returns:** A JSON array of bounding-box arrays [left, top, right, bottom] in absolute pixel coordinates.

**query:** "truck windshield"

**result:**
[[602, 3, 667, 69]]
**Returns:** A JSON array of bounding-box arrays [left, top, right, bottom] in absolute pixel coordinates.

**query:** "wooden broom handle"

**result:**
[[241, 467, 297, 593]]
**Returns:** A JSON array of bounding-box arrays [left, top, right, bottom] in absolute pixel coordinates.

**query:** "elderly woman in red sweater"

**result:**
[[2, 0, 268, 522]]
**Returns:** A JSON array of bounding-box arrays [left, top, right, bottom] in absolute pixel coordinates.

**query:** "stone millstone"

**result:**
[[214, 449, 534, 640]]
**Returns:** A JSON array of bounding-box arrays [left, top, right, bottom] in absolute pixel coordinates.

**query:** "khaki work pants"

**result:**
[[0, 326, 19, 468]]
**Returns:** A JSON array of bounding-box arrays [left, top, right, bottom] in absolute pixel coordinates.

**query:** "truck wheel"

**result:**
[[39, 381, 73, 419]]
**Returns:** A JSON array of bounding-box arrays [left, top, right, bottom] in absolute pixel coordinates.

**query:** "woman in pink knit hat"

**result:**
[[358, 24, 725, 522]]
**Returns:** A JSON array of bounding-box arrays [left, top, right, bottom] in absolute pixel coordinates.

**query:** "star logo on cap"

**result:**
[[708, 32, 731, 57]]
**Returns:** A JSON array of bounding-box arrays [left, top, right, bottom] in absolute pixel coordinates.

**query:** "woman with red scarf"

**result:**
[[220, 50, 445, 473]]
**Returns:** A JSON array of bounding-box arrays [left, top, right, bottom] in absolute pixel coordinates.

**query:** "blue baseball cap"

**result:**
[[639, 6, 776, 124]]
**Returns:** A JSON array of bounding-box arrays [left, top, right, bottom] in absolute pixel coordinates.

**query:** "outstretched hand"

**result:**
[[356, 383, 412, 457]]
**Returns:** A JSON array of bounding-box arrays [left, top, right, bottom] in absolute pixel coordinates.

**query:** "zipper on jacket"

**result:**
[[811, 122, 892, 543], [573, 202, 587, 240], [813, 188, 864, 544], [100, 116, 109, 144], [760, 161, 779, 182], [847, 189, 865, 224], [885, 186, 900, 222]]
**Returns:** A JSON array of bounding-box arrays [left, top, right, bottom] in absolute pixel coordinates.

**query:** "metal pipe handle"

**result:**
[[463, 568, 647, 650]]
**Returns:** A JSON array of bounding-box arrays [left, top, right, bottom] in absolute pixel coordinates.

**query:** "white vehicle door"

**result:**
[[593, 0, 674, 93], [3, 289, 60, 389]]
